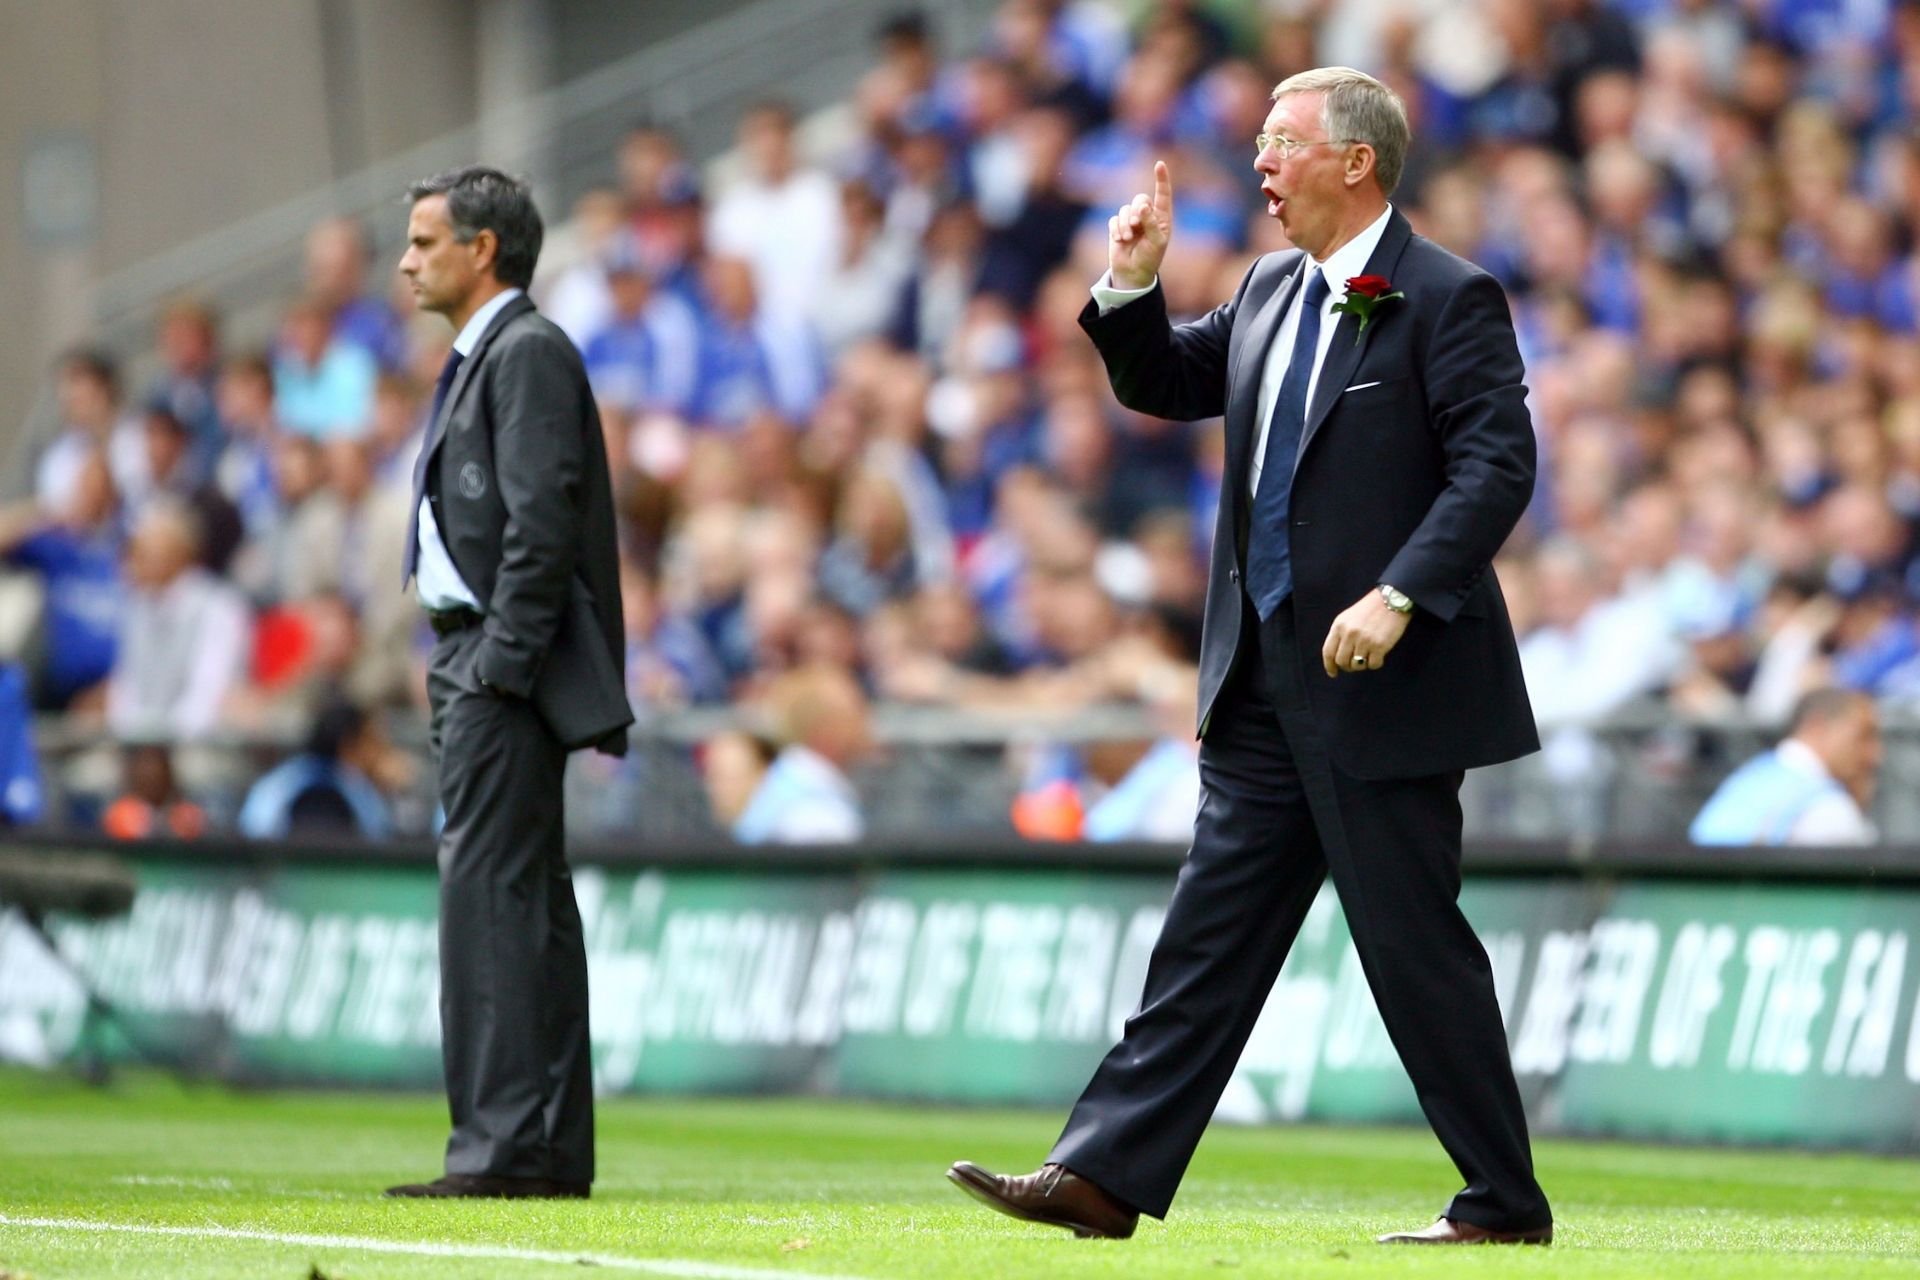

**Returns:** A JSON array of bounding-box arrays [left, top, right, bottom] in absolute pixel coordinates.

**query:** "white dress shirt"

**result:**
[[1091, 203, 1395, 500], [708, 168, 844, 323], [106, 567, 250, 741], [1517, 591, 1679, 728], [415, 287, 523, 611], [1774, 739, 1878, 845]]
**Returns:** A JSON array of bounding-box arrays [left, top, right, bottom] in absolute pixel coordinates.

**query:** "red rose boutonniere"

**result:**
[[1330, 274, 1404, 343]]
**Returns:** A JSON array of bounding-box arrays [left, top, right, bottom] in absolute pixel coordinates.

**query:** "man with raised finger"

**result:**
[[947, 67, 1550, 1246]]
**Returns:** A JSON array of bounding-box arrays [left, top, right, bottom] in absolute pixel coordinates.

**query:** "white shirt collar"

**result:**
[[776, 744, 858, 798], [452, 287, 525, 357], [1309, 203, 1394, 300], [1776, 737, 1837, 782]]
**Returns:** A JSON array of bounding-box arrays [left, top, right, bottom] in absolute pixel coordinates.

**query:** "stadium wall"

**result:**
[[3, 836, 1918, 1152]]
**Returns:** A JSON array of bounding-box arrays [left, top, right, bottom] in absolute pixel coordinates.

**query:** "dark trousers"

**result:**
[[427, 625, 594, 1184], [1049, 601, 1548, 1230]]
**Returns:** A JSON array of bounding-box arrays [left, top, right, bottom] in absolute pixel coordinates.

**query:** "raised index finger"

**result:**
[[1152, 160, 1174, 221]]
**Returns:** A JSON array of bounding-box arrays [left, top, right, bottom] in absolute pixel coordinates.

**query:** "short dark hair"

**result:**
[[876, 10, 931, 47], [59, 347, 120, 401], [306, 693, 370, 760], [143, 404, 189, 439], [223, 351, 274, 387], [405, 166, 544, 290]]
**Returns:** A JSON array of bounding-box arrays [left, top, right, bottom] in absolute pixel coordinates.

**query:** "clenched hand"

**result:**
[[1322, 590, 1413, 677]]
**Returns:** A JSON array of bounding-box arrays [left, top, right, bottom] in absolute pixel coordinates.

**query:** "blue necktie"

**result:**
[[1245, 270, 1329, 619], [428, 347, 465, 429], [401, 349, 465, 586]]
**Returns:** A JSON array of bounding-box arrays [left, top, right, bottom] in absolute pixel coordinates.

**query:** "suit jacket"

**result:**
[[1079, 207, 1539, 780], [417, 294, 633, 756]]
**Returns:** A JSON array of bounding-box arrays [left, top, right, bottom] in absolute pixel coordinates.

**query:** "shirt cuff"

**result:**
[[1091, 271, 1158, 315]]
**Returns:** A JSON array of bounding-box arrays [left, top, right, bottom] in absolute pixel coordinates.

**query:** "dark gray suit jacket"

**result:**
[[416, 293, 633, 756], [1080, 207, 1539, 779]]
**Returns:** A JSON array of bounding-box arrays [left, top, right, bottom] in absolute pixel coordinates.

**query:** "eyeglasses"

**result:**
[[1255, 134, 1352, 160]]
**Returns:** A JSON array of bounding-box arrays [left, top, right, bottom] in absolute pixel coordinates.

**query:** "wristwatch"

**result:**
[[1378, 584, 1414, 614]]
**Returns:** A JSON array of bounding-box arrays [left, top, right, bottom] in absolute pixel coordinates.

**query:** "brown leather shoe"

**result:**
[[1377, 1217, 1552, 1245], [946, 1161, 1138, 1239], [383, 1173, 590, 1200]]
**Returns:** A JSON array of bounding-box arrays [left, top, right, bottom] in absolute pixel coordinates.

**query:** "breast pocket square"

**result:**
[[1344, 380, 1383, 393]]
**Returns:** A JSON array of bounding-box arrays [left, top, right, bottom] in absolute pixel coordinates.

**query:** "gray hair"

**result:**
[[405, 166, 544, 290], [1534, 532, 1601, 583], [1790, 686, 1873, 736], [1272, 67, 1410, 198]]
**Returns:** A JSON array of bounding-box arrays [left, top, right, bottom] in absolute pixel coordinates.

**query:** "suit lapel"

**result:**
[[1225, 258, 1306, 492], [420, 293, 535, 473], [1295, 208, 1414, 466]]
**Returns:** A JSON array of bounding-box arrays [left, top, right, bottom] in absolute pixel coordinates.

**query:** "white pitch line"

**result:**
[[0, 1214, 877, 1280]]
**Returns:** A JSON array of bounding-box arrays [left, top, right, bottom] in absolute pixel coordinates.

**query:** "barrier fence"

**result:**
[[31, 707, 1920, 844], [3, 835, 1919, 1151]]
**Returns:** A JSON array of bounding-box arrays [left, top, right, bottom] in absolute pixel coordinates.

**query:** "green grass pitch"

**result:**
[[3, 1067, 1919, 1278]]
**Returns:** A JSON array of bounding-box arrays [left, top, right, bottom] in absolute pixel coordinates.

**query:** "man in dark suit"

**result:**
[[948, 68, 1552, 1245], [385, 167, 632, 1200]]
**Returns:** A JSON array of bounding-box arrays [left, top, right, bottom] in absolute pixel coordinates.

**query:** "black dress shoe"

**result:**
[[383, 1173, 590, 1199], [947, 1161, 1138, 1239]]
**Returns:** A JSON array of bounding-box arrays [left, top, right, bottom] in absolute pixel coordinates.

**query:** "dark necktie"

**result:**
[[401, 348, 465, 586], [1245, 269, 1329, 619]]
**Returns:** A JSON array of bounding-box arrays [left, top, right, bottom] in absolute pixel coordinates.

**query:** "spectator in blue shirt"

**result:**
[[1062, 52, 1182, 224], [0, 449, 124, 711], [237, 694, 396, 839], [976, 107, 1089, 310], [993, 0, 1129, 107], [622, 561, 728, 710], [580, 232, 701, 417], [146, 298, 223, 477], [304, 217, 410, 372], [273, 294, 377, 440], [689, 256, 825, 429], [818, 467, 934, 617], [213, 353, 282, 540], [732, 664, 870, 843], [1692, 687, 1881, 845], [0, 664, 45, 826]]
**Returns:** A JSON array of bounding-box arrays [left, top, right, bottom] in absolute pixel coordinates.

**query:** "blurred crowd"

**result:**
[[10, 0, 1920, 842]]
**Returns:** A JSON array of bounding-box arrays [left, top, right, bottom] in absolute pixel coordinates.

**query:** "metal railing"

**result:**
[[30, 703, 1920, 847]]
